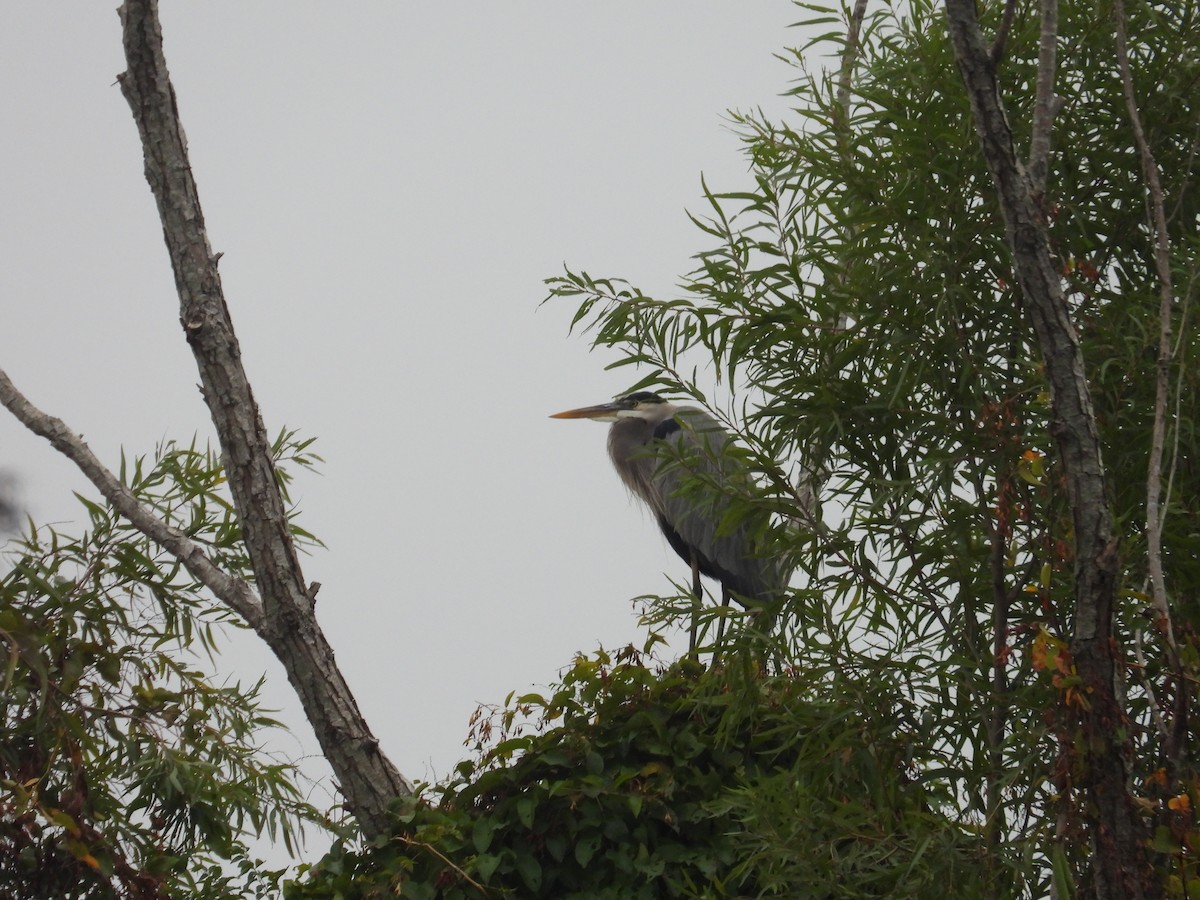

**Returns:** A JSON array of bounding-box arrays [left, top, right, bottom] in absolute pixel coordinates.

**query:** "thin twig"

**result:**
[[0, 367, 265, 631], [1133, 627, 1170, 741], [984, 465, 1018, 870], [1027, 0, 1060, 194], [394, 835, 492, 896], [1160, 271, 1195, 525], [1112, 0, 1178, 653]]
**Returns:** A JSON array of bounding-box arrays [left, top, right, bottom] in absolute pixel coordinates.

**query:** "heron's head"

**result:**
[[549, 391, 673, 424]]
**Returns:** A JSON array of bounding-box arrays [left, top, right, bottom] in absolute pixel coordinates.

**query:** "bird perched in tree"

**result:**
[[550, 391, 786, 649]]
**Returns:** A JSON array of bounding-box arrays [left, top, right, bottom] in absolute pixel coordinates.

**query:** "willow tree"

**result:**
[[552, 1, 1198, 896]]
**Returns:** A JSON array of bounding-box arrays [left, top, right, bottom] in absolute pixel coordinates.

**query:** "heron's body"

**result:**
[[551, 392, 785, 647], [605, 407, 777, 603]]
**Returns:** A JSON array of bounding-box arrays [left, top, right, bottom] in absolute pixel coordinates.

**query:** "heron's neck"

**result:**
[[609, 415, 653, 449]]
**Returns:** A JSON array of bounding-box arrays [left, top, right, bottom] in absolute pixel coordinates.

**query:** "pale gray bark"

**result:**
[[1027, 0, 1060, 194], [0, 369, 266, 630], [109, 0, 410, 837]]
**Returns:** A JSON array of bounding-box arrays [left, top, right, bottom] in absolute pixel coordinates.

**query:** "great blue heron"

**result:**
[[550, 391, 785, 649]]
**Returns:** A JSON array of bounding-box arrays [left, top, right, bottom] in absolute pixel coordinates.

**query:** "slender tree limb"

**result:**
[[0, 368, 266, 631], [1112, 0, 1178, 654], [796, 0, 869, 519], [835, 0, 870, 120], [990, 0, 1018, 66], [1027, 0, 1059, 194], [943, 1, 1153, 896], [115, 0, 411, 836], [985, 499, 1010, 860], [1160, 281, 1193, 525]]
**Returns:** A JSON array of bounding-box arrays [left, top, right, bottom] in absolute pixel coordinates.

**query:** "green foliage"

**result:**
[[544, 0, 1200, 893], [289, 648, 997, 898], [0, 434, 329, 898], [287, 0, 1200, 891]]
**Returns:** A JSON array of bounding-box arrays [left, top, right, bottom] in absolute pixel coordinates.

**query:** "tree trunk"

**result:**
[[116, 0, 411, 838], [943, 2, 1154, 896]]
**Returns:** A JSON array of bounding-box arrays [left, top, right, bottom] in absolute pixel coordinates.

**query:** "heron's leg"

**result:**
[[715, 586, 732, 647], [688, 554, 702, 654]]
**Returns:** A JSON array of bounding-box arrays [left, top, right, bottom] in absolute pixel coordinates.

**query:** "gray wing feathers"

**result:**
[[650, 409, 782, 602]]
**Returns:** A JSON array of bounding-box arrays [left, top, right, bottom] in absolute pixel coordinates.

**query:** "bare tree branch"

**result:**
[[1027, 0, 1060, 194], [1112, 0, 1178, 654], [114, 0, 411, 836], [0, 368, 266, 630], [943, 1, 1154, 895]]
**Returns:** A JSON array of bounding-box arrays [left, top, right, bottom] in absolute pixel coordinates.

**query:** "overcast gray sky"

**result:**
[[2, 0, 807, 856]]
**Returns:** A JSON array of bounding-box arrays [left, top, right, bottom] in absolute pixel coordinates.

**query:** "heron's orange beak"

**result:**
[[549, 402, 623, 420]]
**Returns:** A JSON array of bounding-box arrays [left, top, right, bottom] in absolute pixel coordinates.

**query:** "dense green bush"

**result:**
[[288, 648, 997, 898]]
